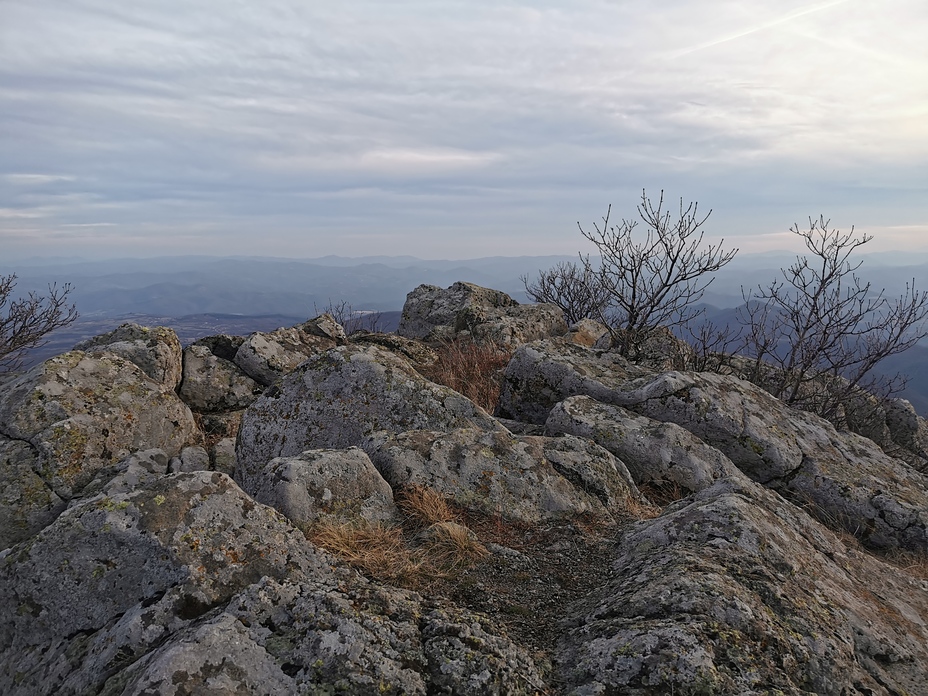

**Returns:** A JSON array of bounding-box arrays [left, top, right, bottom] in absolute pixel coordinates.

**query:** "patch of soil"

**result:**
[[416, 509, 640, 689]]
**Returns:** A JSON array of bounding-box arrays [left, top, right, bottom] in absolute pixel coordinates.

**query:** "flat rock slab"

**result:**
[[557, 476, 928, 695], [614, 371, 928, 552], [371, 427, 639, 523], [236, 344, 502, 490]]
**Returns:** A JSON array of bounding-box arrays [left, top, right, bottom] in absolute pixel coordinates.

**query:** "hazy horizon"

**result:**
[[2, 1, 926, 259]]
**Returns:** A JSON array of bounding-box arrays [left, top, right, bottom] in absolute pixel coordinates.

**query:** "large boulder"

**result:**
[[557, 476, 928, 695], [496, 338, 653, 425], [233, 314, 347, 386], [0, 471, 542, 695], [236, 344, 503, 491], [545, 395, 744, 495], [371, 428, 639, 523], [73, 322, 183, 390], [178, 343, 262, 412], [397, 282, 568, 345], [248, 448, 397, 527], [613, 371, 928, 552], [0, 351, 199, 502], [398, 282, 518, 341]]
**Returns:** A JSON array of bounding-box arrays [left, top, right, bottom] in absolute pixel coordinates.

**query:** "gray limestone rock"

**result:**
[[565, 319, 610, 348], [209, 437, 237, 476], [0, 471, 541, 696], [178, 343, 262, 412], [350, 331, 440, 368], [397, 281, 567, 346], [0, 471, 332, 696], [191, 333, 245, 361], [614, 370, 928, 552], [545, 395, 744, 495], [0, 351, 199, 501], [558, 475, 928, 695], [81, 448, 170, 498], [73, 323, 183, 390], [398, 282, 518, 341], [233, 316, 346, 386], [0, 435, 65, 549], [883, 398, 928, 472], [236, 344, 503, 490], [248, 448, 397, 527], [371, 428, 639, 523], [168, 445, 211, 473], [496, 338, 653, 425]]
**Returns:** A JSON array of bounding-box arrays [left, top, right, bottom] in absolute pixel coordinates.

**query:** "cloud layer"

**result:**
[[2, 0, 926, 259]]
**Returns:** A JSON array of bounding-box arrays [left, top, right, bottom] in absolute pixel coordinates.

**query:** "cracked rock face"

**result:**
[[557, 476, 928, 696], [545, 395, 745, 495], [232, 315, 347, 387], [371, 427, 639, 523], [611, 371, 928, 552], [0, 351, 199, 503], [496, 339, 653, 424], [236, 344, 503, 489], [178, 343, 263, 412], [0, 471, 541, 696], [73, 323, 183, 390]]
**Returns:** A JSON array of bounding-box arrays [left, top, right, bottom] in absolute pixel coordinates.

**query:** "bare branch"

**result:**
[[0, 274, 79, 373]]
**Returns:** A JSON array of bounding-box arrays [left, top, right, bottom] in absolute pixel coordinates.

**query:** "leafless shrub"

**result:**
[[314, 298, 383, 335], [0, 274, 78, 373], [521, 261, 609, 325], [738, 216, 928, 423]]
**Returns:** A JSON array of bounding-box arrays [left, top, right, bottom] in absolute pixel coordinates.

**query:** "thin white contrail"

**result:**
[[669, 0, 853, 58]]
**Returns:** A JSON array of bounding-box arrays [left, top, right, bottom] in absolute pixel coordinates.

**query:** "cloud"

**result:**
[[0, 0, 925, 259]]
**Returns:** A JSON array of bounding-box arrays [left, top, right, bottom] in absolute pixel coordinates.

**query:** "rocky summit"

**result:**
[[2, 283, 928, 695]]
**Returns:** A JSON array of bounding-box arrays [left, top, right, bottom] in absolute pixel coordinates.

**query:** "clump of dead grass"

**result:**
[[620, 494, 663, 521], [307, 519, 430, 584], [421, 521, 489, 568], [308, 487, 490, 585], [420, 338, 514, 412], [638, 480, 687, 508], [397, 485, 458, 529]]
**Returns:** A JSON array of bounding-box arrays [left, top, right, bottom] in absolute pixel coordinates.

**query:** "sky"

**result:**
[[1, 0, 927, 260]]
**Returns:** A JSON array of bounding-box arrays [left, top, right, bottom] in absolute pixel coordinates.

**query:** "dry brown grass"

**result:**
[[620, 494, 663, 521], [397, 485, 458, 529], [420, 338, 514, 412], [307, 492, 490, 585], [638, 480, 687, 508], [307, 519, 430, 584], [878, 548, 928, 581], [421, 521, 490, 568]]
